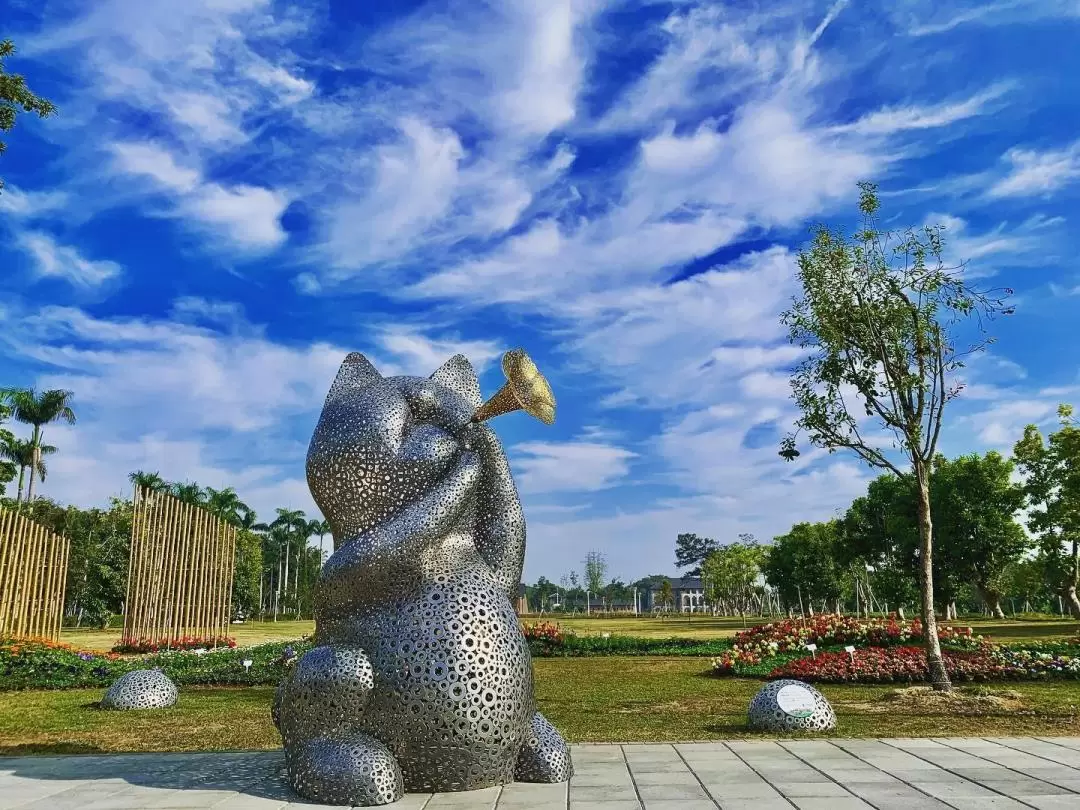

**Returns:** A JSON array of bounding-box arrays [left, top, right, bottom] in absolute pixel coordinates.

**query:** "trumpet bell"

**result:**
[[472, 348, 556, 425]]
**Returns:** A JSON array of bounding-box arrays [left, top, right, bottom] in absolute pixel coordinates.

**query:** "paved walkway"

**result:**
[[2, 738, 1080, 809]]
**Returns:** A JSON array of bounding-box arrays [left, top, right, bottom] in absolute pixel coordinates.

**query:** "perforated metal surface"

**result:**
[[275, 353, 573, 806], [100, 669, 178, 710], [748, 679, 837, 732]]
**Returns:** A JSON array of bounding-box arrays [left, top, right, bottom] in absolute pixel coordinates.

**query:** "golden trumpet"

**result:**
[[472, 349, 556, 426]]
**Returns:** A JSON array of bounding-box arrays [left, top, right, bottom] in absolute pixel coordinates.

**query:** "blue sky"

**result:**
[[1, 0, 1079, 585]]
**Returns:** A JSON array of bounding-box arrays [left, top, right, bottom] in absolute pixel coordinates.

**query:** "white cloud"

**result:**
[[904, 0, 1080, 36], [317, 119, 465, 272], [513, 439, 637, 494], [16, 232, 123, 287], [2, 303, 512, 523], [0, 187, 70, 218], [829, 84, 1011, 136], [110, 141, 288, 250], [988, 140, 1080, 199]]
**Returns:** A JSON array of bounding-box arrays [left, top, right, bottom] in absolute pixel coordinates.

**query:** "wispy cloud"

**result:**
[[828, 84, 1012, 136], [988, 140, 1080, 199], [513, 438, 638, 494], [16, 232, 123, 287]]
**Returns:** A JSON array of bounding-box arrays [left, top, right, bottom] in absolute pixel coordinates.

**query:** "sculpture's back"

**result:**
[[274, 351, 573, 806]]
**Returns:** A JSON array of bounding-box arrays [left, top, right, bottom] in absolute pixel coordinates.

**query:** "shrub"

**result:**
[[765, 643, 1080, 683], [111, 636, 237, 654], [520, 622, 732, 657], [1, 636, 310, 691]]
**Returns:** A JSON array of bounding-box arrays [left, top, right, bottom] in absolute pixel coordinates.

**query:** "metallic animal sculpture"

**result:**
[[274, 350, 573, 806]]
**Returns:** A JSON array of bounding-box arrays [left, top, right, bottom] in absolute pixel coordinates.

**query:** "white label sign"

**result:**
[[776, 684, 816, 719]]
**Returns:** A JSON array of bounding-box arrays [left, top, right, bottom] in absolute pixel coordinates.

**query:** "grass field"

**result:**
[[58, 615, 1080, 652], [2, 657, 1079, 756]]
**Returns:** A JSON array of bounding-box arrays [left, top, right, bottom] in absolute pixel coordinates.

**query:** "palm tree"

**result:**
[[1, 437, 56, 502], [128, 470, 168, 494], [271, 508, 306, 616], [205, 486, 249, 526], [170, 481, 206, 505], [3, 388, 76, 503], [309, 518, 331, 566]]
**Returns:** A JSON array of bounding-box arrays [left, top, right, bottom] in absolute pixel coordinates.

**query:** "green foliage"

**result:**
[[0, 638, 311, 691], [701, 537, 764, 614], [763, 521, 846, 608], [232, 529, 263, 620], [0, 40, 57, 192], [1013, 404, 1080, 616], [931, 452, 1030, 614], [583, 550, 607, 594], [779, 182, 1012, 472], [657, 579, 674, 610], [674, 532, 718, 576]]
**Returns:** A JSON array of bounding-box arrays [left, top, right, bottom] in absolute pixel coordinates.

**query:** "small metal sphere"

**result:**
[[748, 679, 836, 732], [101, 669, 178, 710]]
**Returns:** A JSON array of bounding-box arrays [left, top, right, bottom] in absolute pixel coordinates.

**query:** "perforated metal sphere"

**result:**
[[101, 669, 178, 710], [748, 679, 836, 732]]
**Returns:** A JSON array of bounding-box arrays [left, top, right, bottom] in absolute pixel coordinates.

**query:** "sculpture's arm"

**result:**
[[319, 448, 482, 595], [468, 423, 526, 601]]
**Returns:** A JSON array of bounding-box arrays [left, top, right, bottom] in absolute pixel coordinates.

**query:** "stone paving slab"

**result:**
[[1, 739, 1080, 809]]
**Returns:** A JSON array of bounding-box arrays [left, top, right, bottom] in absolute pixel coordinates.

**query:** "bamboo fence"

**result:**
[[122, 486, 237, 648], [0, 506, 71, 642]]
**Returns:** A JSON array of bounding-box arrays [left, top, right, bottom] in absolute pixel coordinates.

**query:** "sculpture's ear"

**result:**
[[429, 353, 483, 409], [325, 352, 383, 403]]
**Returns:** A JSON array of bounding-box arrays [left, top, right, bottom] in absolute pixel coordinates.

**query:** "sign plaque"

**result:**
[[775, 684, 816, 719]]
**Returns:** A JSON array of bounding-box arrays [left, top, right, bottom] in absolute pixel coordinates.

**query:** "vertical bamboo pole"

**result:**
[[14, 519, 37, 638], [45, 529, 62, 641], [188, 504, 204, 640], [204, 512, 220, 644], [34, 524, 53, 639], [123, 487, 144, 645], [155, 494, 180, 646], [224, 525, 237, 641], [196, 509, 213, 642], [198, 507, 213, 640], [163, 499, 189, 642], [30, 524, 49, 639], [140, 491, 163, 644], [129, 488, 151, 644], [52, 534, 71, 641], [132, 489, 152, 644], [157, 493, 181, 645], [213, 522, 228, 644], [179, 504, 201, 638], [0, 508, 15, 634]]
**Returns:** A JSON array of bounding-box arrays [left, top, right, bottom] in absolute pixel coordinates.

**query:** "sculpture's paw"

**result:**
[[288, 733, 403, 806], [277, 645, 374, 740], [271, 679, 286, 730], [515, 711, 574, 783]]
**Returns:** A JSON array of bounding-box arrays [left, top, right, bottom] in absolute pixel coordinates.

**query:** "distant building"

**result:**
[[644, 576, 706, 612], [515, 583, 529, 615]]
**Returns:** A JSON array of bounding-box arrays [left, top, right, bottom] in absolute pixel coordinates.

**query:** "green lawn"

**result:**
[[2, 657, 1079, 756], [59, 615, 1080, 652]]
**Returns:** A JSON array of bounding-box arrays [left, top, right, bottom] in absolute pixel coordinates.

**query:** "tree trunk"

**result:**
[[281, 538, 290, 617], [915, 461, 951, 691], [976, 584, 1006, 619], [26, 434, 41, 503], [898, 606, 906, 621], [15, 464, 26, 503], [1064, 585, 1080, 620], [1066, 538, 1080, 619]]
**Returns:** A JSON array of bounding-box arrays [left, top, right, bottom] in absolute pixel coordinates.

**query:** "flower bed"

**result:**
[[766, 646, 1004, 683], [731, 614, 978, 656], [712, 614, 982, 676], [520, 622, 732, 657], [1, 636, 310, 691], [111, 636, 238, 654]]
